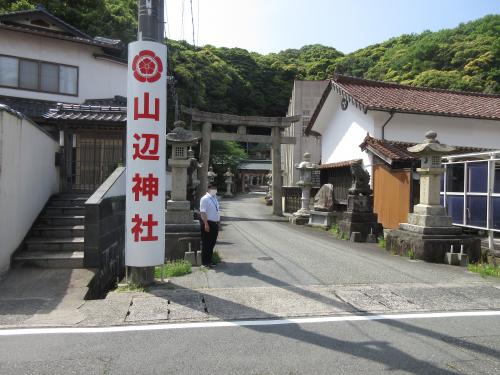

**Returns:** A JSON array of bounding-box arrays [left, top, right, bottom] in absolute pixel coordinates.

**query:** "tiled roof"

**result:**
[[333, 75, 500, 120], [0, 6, 122, 49], [359, 135, 490, 164], [318, 159, 361, 170], [0, 95, 59, 120], [83, 96, 127, 106], [237, 160, 272, 171], [43, 103, 126, 123], [308, 75, 500, 133]]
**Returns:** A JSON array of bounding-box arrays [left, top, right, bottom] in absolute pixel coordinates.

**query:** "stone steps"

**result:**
[[44, 206, 85, 216], [13, 193, 89, 270], [38, 215, 85, 226], [31, 225, 85, 238], [12, 251, 84, 269], [24, 237, 85, 252], [50, 197, 88, 207]]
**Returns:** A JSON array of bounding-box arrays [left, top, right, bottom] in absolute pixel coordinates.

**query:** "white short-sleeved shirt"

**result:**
[[200, 193, 220, 222]]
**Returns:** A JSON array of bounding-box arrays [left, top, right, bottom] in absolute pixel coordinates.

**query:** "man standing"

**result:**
[[199, 183, 220, 267]]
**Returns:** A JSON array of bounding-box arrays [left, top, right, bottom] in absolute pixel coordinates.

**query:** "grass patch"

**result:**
[[378, 237, 386, 249], [154, 260, 192, 278], [407, 248, 415, 260], [329, 224, 349, 240], [212, 250, 222, 264], [468, 263, 500, 278], [116, 283, 145, 293], [328, 224, 340, 237]]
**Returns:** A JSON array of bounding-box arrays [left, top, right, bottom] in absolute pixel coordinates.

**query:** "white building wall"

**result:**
[[318, 93, 374, 169], [373, 112, 500, 149], [0, 30, 127, 103], [0, 108, 59, 275]]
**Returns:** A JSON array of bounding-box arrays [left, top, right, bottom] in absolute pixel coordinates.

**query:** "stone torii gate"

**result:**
[[182, 106, 300, 216]]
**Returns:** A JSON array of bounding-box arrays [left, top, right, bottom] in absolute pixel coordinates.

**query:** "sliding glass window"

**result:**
[[0, 54, 78, 96]]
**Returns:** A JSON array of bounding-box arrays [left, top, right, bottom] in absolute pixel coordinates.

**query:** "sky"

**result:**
[[164, 0, 500, 55]]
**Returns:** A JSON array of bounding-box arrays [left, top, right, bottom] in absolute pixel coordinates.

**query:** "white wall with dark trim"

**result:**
[[0, 107, 59, 275], [0, 30, 127, 103]]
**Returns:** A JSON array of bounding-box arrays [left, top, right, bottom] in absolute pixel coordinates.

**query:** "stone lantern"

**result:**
[[165, 120, 200, 259], [208, 166, 217, 184], [291, 153, 318, 225], [404, 131, 456, 230], [224, 168, 234, 197], [386, 131, 480, 263], [166, 121, 197, 203]]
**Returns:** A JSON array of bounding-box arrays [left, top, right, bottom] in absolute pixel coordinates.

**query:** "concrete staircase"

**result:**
[[13, 194, 89, 269]]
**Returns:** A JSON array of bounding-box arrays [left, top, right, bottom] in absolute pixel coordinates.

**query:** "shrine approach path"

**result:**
[[172, 193, 490, 289]]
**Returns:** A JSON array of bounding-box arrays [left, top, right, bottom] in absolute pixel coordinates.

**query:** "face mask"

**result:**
[[209, 189, 217, 197]]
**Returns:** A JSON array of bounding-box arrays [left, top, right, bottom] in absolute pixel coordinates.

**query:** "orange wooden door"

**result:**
[[373, 165, 411, 229]]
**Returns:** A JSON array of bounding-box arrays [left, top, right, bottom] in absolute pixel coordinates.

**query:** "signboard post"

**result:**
[[125, 41, 167, 273]]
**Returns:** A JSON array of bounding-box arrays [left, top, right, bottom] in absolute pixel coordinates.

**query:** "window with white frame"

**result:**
[[442, 153, 500, 232], [0, 55, 78, 95]]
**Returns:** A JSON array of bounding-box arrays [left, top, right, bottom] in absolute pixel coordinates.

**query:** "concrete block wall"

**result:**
[[84, 168, 125, 297]]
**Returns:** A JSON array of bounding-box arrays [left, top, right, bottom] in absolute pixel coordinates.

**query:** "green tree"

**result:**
[[209, 141, 247, 190], [0, 0, 138, 43]]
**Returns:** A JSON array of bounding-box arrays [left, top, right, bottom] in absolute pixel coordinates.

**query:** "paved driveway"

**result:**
[[173, 194, 493, 289]]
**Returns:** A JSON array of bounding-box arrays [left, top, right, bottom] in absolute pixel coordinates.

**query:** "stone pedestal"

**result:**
[[290, 184, 312, 225], [290, 214, 310, 225], [308, 211, 338, 229], [387, 203, 480, 263], [385, 131, 481, 264], [165, 121, 201, 260], [338, 195, 382, 242], [224, 168, 234, 198], [165, 200, 200, 260], [386, 230, 480, 263]]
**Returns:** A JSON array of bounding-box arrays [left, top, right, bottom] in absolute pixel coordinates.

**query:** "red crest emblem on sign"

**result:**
[[132, 50, 163, 83]]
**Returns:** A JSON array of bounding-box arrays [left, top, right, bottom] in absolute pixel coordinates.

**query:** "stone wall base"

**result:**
[[338, 216, 383, 242], [386, 229, 481, 263], [290, 215, 309, 225], [165, 222, 201, 260]]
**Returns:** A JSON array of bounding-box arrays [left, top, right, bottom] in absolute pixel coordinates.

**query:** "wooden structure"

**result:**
[[372, 165, 412, 229], [360, 135, 489, 229], [42, 102, 126, 193], [182, 106, 299, 215]]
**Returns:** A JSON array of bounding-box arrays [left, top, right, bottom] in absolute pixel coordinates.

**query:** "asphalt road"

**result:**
[[173, 194, 494, 289], [1, 315, 499, 374], [1, 194, 500, 374]]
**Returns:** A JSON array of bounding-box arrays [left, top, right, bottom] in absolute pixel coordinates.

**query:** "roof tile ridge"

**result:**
[[331, 74, 370, 110], [334, 74, 500, 98]]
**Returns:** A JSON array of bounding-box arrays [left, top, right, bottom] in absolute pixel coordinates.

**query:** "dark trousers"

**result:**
[[200, 220, 219, 265]]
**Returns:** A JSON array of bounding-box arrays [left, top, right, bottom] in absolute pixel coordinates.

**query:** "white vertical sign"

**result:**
[[125, 41, 167, 267]]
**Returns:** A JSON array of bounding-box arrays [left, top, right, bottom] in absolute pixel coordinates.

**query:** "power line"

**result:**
[[180, 0, 185, 40], [196, 0, 200, 45], [189, 0, 195, 46], [164, 0, 170, 38]]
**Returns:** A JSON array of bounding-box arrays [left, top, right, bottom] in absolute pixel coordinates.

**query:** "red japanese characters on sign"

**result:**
[[132, 173, 159, 202], [134, 92, 160, 121], [126, 41, 167, 267], [132, 133, 159, 160], [131, 214, 159, 242]]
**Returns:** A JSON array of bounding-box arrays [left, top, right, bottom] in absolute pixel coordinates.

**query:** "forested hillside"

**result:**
[[2, 1, 499, 117]]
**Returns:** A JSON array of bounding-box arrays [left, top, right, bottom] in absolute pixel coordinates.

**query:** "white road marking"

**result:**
[[1, 311, 500, 336]]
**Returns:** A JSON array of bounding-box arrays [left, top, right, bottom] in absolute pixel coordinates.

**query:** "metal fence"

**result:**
[[71, 134, 123, 192], [442, 150, 500, 248], [319, 167, 352, 205], [282, 186, 320, 214]]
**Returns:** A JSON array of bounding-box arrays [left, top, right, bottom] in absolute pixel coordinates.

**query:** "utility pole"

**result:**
[[129, 0, 166, 286], [138, 0, 164, 42]]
